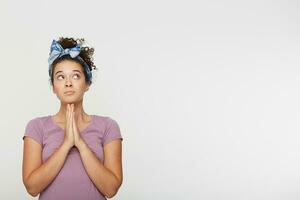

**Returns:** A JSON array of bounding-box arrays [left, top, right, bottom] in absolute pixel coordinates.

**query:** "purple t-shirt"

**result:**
[[23, 115, 123, 200]]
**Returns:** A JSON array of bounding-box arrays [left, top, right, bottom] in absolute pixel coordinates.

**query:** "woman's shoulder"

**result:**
[[93, 114, 117, 121], [93, 115, 122, 143], [26, 115, 52, 127], [23, 115, 52, 145], [92, 114, 119, 127]]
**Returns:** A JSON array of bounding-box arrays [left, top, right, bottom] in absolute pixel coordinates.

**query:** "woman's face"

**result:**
[[52, 60, 90, 104]]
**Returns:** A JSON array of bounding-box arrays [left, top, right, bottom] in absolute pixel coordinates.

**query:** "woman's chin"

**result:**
[[60, 98, 77, 104], [58, 95, 82, 104]]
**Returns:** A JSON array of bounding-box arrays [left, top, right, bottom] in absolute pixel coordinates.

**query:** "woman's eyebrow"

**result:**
[[55, 70, 82, 75], [55, 71, 63, 75], [73, 70, 82, 74]]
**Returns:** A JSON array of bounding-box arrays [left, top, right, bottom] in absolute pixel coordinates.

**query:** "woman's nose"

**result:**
[[65, 77, 72, 87]]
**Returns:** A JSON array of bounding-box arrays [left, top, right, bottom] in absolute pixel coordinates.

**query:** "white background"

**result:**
[[1, 0, 300, 199]]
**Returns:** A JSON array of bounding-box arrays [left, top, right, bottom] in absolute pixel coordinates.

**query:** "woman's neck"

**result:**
[[54, 101, 90, 123]]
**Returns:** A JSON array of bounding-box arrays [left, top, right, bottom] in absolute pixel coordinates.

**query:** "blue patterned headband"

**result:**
[[48, 39, 92, 84]]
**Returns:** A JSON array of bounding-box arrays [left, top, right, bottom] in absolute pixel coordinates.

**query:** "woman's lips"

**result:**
[[64, 91, 75, 95]]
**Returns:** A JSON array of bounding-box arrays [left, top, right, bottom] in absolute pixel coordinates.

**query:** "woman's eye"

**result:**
[[56, 74, 80, 80], [73, 74, 80, 79]]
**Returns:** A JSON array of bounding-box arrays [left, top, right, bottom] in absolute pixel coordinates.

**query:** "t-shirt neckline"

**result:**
[[49, 114, 95, 133]]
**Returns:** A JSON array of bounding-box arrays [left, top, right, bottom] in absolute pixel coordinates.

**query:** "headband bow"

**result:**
[[48, 39, 81, 65], [48, 39, 92, 84]]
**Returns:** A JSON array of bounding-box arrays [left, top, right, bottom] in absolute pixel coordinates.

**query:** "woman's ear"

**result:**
[[85, 85, 90, 92], [52, 86, 56, 94]]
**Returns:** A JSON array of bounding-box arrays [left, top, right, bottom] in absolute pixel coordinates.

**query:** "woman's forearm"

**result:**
[[77, 141, 121, 198], [24, 142, 71, 196]]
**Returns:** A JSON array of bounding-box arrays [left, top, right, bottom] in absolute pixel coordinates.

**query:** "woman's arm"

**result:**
[[22, 138, 72, 197], [77, 139, 123, 198]]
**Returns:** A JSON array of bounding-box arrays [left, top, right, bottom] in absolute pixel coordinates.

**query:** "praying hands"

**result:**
[[63, 103, 84, 148]]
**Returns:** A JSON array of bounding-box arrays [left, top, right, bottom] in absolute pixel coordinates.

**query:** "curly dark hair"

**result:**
[[49, 37, 97, 86]]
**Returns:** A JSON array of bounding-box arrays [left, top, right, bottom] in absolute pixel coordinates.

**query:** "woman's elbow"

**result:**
[[23, 179, 40, 197], [105, 180, 122, 198], [28, 190, 39, 197], [105, 189, 118, 199], [25, 185, 39, 197]]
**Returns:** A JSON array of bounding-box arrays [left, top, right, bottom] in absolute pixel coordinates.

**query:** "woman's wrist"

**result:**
[[75, 139, 87, 151], [62, 140, 73, 151]]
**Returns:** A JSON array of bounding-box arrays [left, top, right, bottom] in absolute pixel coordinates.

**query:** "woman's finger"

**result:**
[[66, 104, 70, 128], [65, 104, 68, 127], [72, 111, 76, 134], [65, 104, 68, 119], [71, 104, 74, 124], [69, 104, 72, 131]]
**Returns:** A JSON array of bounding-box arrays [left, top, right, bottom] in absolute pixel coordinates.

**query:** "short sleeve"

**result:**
[[23, 118, 43, 146], [102, 117, 123, 146]]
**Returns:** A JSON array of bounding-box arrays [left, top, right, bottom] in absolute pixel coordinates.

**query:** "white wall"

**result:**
[[1, 0, 300, 199]]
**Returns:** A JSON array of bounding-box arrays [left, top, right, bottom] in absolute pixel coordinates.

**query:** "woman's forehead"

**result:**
[[54, 60, 83, 73]]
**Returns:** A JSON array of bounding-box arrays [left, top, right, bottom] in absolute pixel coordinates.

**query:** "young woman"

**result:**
[[22, 37, 123, 200]]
